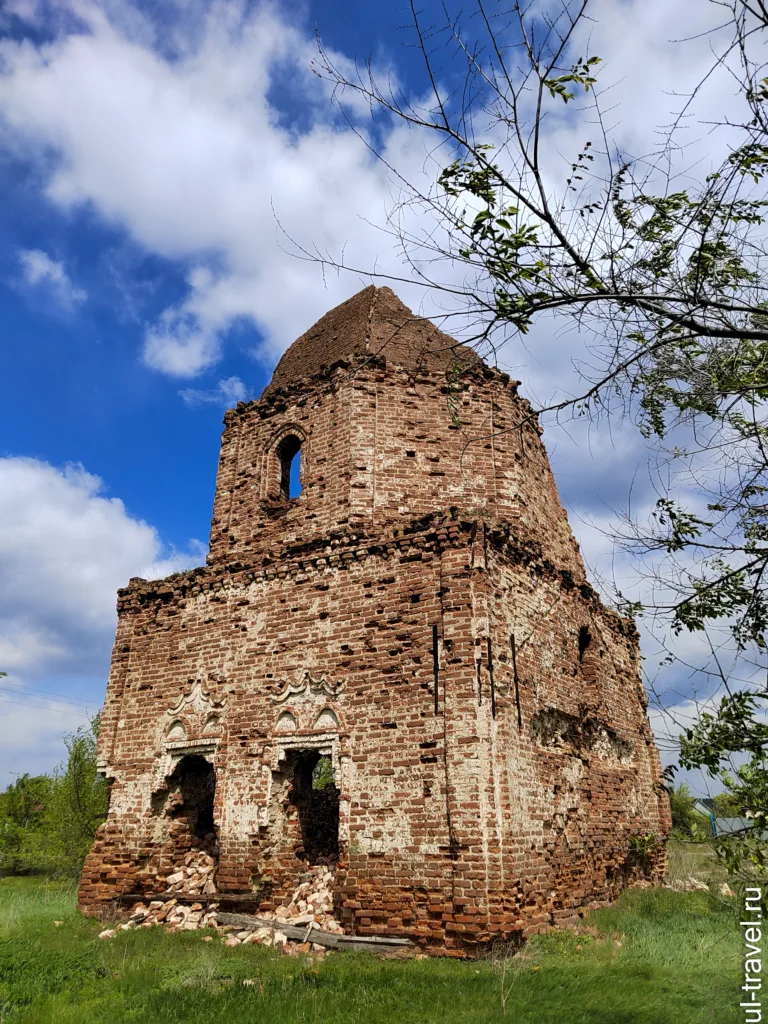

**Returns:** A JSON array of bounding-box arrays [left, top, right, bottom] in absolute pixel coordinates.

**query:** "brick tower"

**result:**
[[79, 286, 670, 951]]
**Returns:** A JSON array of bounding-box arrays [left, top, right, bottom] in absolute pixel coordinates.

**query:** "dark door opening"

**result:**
[[289, 751, 339, 864], [167, 754, 217, 847]]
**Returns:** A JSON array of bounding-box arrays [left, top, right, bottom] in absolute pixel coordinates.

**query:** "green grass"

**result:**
[[0, 876, 742, 1024], [666, 838, 729, 886]]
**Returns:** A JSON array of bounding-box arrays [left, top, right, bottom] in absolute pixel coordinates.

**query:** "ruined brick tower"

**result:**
[[79, 286, 670, 951]]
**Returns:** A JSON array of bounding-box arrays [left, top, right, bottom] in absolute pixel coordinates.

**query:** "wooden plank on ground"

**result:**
[[119, 892, 262, 905], [215, 911, 414, 952]]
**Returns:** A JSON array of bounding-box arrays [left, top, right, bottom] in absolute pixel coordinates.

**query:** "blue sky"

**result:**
[[0, 0, 443, 544], [0, 0, 481, 778], [0, 0, 749, 790]]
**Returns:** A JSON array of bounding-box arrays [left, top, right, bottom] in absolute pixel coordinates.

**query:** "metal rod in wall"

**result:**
[[510, 632, 523, 729], [432, 624, 439, 716], [487, 636, 496, 719]]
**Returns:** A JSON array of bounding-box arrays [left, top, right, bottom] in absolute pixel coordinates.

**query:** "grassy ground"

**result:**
[[667, 838, 728, 886], [0, 864, 742, 1024]]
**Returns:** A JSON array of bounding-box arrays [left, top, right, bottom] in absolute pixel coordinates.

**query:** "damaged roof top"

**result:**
[[262, 285, 481, 396]]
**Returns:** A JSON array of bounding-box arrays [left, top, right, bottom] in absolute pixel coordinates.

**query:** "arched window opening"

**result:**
[[277, 434, 303, 500]]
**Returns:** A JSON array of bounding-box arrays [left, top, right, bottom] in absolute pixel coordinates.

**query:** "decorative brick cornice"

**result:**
[[118, 513, 633, 638], [223, 355, 527, 427]]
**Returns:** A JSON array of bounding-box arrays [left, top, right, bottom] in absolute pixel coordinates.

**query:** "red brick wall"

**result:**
[[207, 360, 584, 579], [80, 357, 669, 954]]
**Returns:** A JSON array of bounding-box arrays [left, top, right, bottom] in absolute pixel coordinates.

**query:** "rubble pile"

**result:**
[[109, 898, 219, 934], [100, 863, 343, 956], [663, 876, 711, 893], [163, 850, 217, 896], [661, 877, 738, 897], [255, 864, 343, 935]]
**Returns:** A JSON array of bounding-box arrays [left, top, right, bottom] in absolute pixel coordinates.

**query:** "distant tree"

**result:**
[[679, 690, 768, 878], [0, 774, 53, 874], [39, 716, 108, 877], [0, 717, 107, 878], [312, 756, 336, 791], [0, 773, 52, 829], [668, 783, 710, 840], [713, 791, 747, 817]]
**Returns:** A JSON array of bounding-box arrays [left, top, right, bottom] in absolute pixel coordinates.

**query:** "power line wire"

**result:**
[[0, 697, 91, 719], [0, 681, 96, 709]]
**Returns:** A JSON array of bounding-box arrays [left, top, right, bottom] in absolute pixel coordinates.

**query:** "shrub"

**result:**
[[0, 719, 107, 879]]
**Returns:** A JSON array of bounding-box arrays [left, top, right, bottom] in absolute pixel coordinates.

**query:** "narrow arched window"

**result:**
[[276, 434, 302, 500]]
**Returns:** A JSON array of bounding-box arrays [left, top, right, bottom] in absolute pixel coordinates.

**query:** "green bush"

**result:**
[[0, 775, 53, 875], [0, 719, 107, 879]]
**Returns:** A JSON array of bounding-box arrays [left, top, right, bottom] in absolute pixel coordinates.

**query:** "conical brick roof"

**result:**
[[263, 285, 480, 395]]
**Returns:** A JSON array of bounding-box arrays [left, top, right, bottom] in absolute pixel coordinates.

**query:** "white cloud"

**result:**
[[142, 538, 208, 579], [0, 457, 204, 779], [0, 0, 744, 382], [0, 1, 405, 375], [18, 248, 86, 308], [0, 689, 89, 783], [0, 0, 41, 28], [0, 670, 96, 783], [0, 0, 742, 378], [179, 374, 250, 407], [0, 457, 203, 677]]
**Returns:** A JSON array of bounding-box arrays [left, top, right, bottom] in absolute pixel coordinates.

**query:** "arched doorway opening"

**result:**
[[165, 754, 217, 848], [286, 750, 339, 864]]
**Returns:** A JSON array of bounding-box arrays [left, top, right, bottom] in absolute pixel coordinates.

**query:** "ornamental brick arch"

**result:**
[[79, 285, 670, 953], [274, 709, 299, 734], [311, 706, 342, 732]]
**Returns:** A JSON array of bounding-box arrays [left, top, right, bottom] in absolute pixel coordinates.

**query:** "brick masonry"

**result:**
[[79, 286, 671, 953]]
